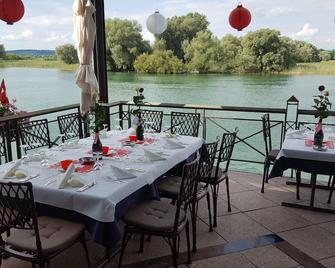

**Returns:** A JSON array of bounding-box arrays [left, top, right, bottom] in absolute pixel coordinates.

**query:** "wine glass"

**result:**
[[93, 150, 103, 170], [113, 119, 122, 132], [20, 144, 29, 163], [58, 134, 66, 150]]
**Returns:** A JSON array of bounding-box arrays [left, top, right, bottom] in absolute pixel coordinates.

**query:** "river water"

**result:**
[[1, 67, 334, 173]]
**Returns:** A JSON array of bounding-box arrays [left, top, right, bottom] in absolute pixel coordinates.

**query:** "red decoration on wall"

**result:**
[[0, 79, 9, 105], [229, 3, 251, 31], [0, 0, 25, 25]]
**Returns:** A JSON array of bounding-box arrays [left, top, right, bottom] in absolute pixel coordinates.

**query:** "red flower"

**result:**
[[318, 85, 325, 92]]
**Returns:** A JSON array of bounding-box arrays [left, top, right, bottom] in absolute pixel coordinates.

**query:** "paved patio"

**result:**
[[2, 171, 335, 268]]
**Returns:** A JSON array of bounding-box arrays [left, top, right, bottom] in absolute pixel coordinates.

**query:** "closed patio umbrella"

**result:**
[[73, 0, 99, 115]]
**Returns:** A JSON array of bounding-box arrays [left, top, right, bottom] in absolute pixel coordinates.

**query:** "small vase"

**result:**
[[136, 114, 144, 141], [313, 119, 324, 147]]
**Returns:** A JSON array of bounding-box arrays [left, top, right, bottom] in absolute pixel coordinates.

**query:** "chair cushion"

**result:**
[[200, 166, 226, 184], [157, 176, 182, 198], [268, 150, 279, 161], [196, 183, 209, 200], [124, 200, 185, 232], [6, 216, 85, 254]]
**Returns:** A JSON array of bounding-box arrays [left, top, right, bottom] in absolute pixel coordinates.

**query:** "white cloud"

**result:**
[[24, 16, 72, 28], [45, 33, 70, 43], [296, 23, 319, 38], [21, 30, 33, 39], [0, 30, 33, 41]]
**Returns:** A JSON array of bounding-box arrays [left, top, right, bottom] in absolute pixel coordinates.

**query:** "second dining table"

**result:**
[[0, 131, 203, 249]]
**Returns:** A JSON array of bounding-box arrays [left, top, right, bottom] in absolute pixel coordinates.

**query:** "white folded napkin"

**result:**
[[286, 129, 306, 139], [110, 164, 136, 179], [58, 163, 76, 189], [67, 176, 85, 188], [164, 139, 185, 149], [1, 159, 22, 179], [143, 149, 166, 161]]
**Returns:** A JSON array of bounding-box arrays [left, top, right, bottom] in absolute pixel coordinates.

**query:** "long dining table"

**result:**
[[0, 131, 203, 249]]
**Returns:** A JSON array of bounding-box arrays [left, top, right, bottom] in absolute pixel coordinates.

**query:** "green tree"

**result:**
[[291, 40, 320, 62], [55, 44, 78, 64], [159, 13, 209, 59], [0, 44, 5, 59], [183, 31, 217, 73], [105, 18, 151, 71], [239, 29, 295, 72], [216, 34, 242, 73], [319, 50, 332, 61], [134, 50, 185, 74]]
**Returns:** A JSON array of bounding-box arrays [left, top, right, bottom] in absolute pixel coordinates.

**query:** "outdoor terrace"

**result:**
[[2, 170, 335, 268]]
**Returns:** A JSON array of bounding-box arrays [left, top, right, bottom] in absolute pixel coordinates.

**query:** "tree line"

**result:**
[[1, 12, 334, 74]]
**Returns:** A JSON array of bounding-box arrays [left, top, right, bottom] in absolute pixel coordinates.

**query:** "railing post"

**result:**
[[83, 113, 90, 138], [202, 109, 207, 140], [127, 105, 131, 129], [5, 121, 13, 162], [118, 103, 123, 129]]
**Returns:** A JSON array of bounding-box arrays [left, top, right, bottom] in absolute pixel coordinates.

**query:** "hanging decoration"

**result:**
[[146, 11, 167, 35], [229, 3, 251, 31], [0, 0, 25, 25]]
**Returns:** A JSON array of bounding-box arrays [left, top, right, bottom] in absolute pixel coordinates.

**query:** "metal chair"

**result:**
[[328, 176, 335, 204], [140, 109, 163, 133], [18, 119, 51, 152], [157, 141, 218, 252], [171, 112, 200, 137], [57, 112, 83, 142], [118, 158, 199, 268], [261, 114, 280, 193], [0, 181, 90, 268], [206, 132, 237, 227], [0, 125, 7, 164]]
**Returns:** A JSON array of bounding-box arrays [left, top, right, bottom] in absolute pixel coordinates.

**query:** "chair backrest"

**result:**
[[140, 109, 163, 133], [173, 156, 199, 231], [215, 132, 237, 177], [198, 141, 218, 184], [57, 112, 83, 142], [262, 114, 272, 156], [0, 182, 42, 253], [171, 112, 200, 137], [19, 119, 51, 151], [0, 125, 7, 163]]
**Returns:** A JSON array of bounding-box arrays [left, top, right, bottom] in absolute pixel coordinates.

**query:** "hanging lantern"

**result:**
[[229, 3, 251, 31], [0, 0, 25, 25], [146, 11, 167, 35]]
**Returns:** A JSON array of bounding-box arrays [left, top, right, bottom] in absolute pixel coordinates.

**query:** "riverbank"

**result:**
[[1, 58, 335, 75]]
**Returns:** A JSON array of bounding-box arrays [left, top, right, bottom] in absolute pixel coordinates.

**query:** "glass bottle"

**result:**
[[92, 132, 103, 157], [313, 119, 324, 147], [136, 115, 144, 141]]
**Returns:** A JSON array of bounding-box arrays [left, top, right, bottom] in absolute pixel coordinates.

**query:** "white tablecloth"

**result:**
[[277, 133, 335, 163], [0, 132, 203, 222]]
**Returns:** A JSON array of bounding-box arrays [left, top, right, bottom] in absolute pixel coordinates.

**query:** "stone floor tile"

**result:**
[[286, 204, 335, 224], [320, 256, 335, 268], [229, 172, 262, 191], [246, 206, 311, 233], [191, 252, 256, 268], [279, 225, 335, 260], [319, 221, 335, 235], [218, 179, 251, 195], [223, 191, 277, 212], [241, 245, 299, 268], [215, 213, 271, 242]]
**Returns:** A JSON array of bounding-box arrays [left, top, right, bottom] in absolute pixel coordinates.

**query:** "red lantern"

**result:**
[[0, 0, 25, 25], [229, 3, 251, 31]]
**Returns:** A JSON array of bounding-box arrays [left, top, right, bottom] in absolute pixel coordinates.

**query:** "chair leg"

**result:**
[[118, 228, 130, 268], [138, 234, 144, 253], [261, 161, 268, 193], [38, 262, 45, 268], [265, 161, 270, 183], [212, 184, 219, 227], [190, 201, 197, 253], [296, 170, 301, 200], [171, 237, 178, 268], [206, 192, 213, 232], [185, 220, 191, 264], [226, 177, 231, 212], [328, 176, 332, 188], [79, 233, 91, 268], [328, 176, 335, 204]]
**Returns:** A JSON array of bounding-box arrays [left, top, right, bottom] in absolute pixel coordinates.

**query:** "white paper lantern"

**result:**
[[146, 11, 167, 35]]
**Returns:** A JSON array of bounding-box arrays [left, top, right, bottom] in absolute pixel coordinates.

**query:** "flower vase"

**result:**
[[313, 119, 324, 147], [136, 115, 144, 141]]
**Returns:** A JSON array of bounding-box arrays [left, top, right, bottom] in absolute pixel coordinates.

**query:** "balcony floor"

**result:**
[[2, 171, 335, 268]]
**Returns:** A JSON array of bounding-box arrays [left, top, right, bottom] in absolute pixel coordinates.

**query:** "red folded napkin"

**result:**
[[104, 148, 129, 158], [305, 139, 334, 149], [50, 160, 94, 173]]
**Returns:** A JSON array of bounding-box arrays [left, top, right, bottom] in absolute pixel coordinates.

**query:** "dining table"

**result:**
[[269, 128, 335, 213], [0, 131, 203, 250]]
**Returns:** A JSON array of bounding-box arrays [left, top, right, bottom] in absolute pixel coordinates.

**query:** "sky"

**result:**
[[1, 0, 335, 50]]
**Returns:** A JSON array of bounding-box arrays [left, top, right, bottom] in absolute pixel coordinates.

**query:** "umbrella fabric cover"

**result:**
[[73, 0, 99, 115]]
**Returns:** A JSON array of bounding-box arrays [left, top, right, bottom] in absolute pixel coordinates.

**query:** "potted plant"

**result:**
[[312, 85, 332, 147], [131, 87, 145, 140]]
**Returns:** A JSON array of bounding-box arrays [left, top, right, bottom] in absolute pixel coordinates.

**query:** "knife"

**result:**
[[76, 181, 97, 192]]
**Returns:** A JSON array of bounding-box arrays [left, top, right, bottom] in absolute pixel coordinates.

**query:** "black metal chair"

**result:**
[[118, 157, 199, 268], [157, 141, 218, 252], [328, 176, 335, 204], [261, 114, 280, 193], [18, 119, 51, 152], [0, 181, 90, 268], [206, 132, 237, 227], [0, 125, 7, 164], [57, 112, 83, 142], [140, 109, 164, 133], [171, 112, 200, 137]]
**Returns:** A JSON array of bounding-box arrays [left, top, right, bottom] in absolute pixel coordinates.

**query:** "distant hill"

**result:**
[[6, 49, 55, 57]]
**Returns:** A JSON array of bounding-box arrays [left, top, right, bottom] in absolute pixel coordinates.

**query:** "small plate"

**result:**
[[122, 141, 136, 147], [313, 145, 327, 151], [79, 157, 95, 165]]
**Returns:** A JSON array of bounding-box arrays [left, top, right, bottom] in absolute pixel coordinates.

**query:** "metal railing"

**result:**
[[1, 100, 334, 174]]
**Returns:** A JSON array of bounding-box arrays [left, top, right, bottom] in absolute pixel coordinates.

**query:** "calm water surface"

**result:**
[[1, 68, 334, 173]]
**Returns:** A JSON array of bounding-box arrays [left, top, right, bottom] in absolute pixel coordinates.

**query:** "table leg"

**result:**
[[310, 173, 317, 207]]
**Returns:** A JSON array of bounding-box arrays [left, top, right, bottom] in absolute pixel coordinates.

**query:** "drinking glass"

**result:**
[[20, 144, 29, 163], [93, 150, 103, 170], [113, 119, 122, 132]]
